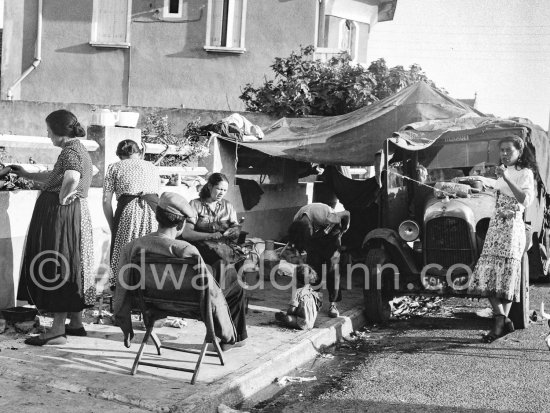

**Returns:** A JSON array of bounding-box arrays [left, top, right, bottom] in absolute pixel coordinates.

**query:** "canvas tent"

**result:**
[[233, 82, 482, 166]]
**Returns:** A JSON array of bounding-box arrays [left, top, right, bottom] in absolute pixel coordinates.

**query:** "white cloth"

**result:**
[[222, 113, 264, 139], [494, 167, 535, 210]]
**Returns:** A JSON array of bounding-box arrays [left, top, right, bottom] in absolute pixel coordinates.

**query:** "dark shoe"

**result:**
[[275, 312, 288, 323], [504, 317, 515, 334], [221, 339, 247, 352], [25, 334, 67, 346], [482, 315, 512, 343], [65, 326, 87, 337]]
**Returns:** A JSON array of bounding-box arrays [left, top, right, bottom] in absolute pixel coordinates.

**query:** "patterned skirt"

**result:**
[[109, 197, 157, 286], [18, 191, 96, 312], [468, 193, 525, 302]]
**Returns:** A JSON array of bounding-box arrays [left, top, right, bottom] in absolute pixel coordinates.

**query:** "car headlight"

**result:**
[[398, 220, 420, 242]]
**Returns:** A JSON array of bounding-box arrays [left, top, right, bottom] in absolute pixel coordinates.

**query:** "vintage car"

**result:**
[[362, 117, 550, 329]]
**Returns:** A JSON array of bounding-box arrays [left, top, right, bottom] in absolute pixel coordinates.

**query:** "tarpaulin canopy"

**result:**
[[235, 82, 482, 166], [390, 116, 550, 191]]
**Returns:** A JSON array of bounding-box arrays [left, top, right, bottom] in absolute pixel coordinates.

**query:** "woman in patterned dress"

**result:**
[[102, 139, 160, 287], [468, 135, 536, 343], [13, 110, 95, 346]]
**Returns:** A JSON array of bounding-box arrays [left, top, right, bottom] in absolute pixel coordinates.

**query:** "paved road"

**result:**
[[252, 284, 550, 413]]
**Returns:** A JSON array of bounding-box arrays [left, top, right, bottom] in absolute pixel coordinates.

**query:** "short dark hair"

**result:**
[[116, 139, 142, 158], [156, 207, 185, 230], [199, 172, 229, 200], [288, 219, 312, 252], [46, 109, 85, 138]]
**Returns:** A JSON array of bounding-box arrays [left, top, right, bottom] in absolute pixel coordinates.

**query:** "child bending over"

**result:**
[[275, 264, 322, 330]]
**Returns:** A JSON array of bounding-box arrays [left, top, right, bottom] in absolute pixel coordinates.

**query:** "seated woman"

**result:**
[[180, 173, 247, 344], [180, 173, 244, 280]]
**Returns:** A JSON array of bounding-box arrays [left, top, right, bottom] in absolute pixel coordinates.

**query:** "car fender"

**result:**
[[362, 228, 419, 275]]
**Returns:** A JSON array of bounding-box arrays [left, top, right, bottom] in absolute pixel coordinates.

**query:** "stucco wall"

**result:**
[[0, 100, 274, 137], [2, 0, 317, 111]]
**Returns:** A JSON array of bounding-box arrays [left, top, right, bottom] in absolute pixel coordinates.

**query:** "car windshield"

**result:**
[[417, 139, 501, 183]]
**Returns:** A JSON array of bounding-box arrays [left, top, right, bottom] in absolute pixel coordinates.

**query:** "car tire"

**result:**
[[363, 248, 392, 324]]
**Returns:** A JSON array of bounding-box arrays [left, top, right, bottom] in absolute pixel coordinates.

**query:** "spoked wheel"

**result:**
[[508, 252, 530, 329], [363, 248, 392, 324]]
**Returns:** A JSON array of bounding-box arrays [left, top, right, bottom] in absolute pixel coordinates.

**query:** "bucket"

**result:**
[[261, 240, 279, 280]]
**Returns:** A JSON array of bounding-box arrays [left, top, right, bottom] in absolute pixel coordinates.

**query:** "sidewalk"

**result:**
[[0, 274, 366, 412]]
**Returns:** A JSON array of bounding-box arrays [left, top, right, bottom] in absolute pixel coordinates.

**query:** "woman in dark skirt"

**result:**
[[12, 110, 95, 346]]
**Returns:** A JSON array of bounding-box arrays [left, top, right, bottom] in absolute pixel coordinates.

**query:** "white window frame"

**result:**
[[204, 0, 247, 54], [90, 0, 132, 48], [163, 0, 183, 19]]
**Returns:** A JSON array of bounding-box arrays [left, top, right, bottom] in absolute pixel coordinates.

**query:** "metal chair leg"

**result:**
[[131, 327, 151, 375], [211, 337, 225, 366], [150, 331, 162, 355], [190, 338, 209, 385]]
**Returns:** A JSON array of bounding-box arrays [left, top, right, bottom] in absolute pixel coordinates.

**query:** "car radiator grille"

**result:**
[[425, 217, 473, 268]]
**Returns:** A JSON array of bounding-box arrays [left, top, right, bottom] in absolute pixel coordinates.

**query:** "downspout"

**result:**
[[6, 0, 43, 100]]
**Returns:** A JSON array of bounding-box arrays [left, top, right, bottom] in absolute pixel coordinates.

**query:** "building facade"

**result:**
[[1, 0, 396, 111]]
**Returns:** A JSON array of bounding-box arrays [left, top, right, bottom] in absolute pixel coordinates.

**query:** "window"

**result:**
[[204, 0, 247, 53], [339, 20, 358, 59], [163, 0, 183, 19], [90, 0, 131, 48]]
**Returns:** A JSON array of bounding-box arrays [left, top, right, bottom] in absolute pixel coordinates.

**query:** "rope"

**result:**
[[388, 169, 456, 197]]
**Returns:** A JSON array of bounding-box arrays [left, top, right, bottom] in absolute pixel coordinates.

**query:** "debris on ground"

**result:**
[[318, 353, 334, 359], [475, 307, 493, 318], [218, 403, 249, 413], [163, 317, 187, 328], [390, 296, 443, 319], [276, 375, 317, 386]]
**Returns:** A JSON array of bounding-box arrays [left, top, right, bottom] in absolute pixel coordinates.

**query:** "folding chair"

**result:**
[[129, 255, 224, 384]]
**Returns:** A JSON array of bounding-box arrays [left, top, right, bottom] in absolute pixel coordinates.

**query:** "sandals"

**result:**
[[482, 315, 514, 343]]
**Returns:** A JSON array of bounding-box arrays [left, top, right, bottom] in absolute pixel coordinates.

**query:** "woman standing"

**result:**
[[13, 110, 95, 345], [102, 139, 160, 287], [468, 135, 536, 343]]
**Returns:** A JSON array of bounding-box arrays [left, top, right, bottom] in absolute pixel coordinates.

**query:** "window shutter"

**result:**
[[210, 0, 224, 47], [91, 0, 131, 46], [230, 0, 243, 48]]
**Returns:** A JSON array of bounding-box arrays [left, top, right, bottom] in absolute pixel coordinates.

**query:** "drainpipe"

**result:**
[[7, 0, 43, 100]]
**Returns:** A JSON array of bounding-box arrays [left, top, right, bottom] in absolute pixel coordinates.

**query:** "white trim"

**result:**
[[162, 0, 183, 19], [0, 135, 99, 151], [203, 45, 246, 54], [89, 42, 130, 48]]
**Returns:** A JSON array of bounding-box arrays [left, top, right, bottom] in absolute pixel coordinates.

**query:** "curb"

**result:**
[[0, 305, 366, 412], [172, 305, 366, 412]]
